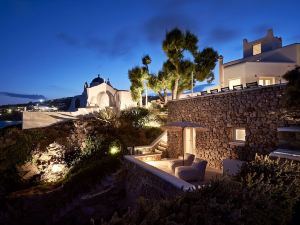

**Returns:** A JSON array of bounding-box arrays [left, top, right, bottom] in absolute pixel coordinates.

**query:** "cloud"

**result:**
[[0, 92, 46, 100], [57, 29, 138, 58], [143, 13, 200, 44], [208, 27, 240, 43], [85, 29, 137, 57]]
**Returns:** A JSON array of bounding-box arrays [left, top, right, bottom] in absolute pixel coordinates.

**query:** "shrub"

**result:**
[[103, 156, 300, 225], [95, 108, 120, 128], [283, 66, 300, 108], [120, 107, 151, 128]]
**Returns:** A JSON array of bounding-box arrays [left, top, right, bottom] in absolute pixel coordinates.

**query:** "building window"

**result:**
[[253, 43, 261, 55], [229, 78, 241, 89], [234, 128, 246, 142], [258, 77, 274, 86]]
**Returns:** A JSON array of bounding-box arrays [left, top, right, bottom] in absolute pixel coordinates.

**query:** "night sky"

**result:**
[[0, 0, 299, 105]]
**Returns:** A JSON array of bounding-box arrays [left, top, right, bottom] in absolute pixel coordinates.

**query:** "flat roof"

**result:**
[[224, 43, 300, 67]]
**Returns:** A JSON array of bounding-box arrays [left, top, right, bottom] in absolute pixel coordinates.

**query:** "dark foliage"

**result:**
[[103, 156, 300, 225], [119, 107, 151, 128], [283, 66, 300, 108]]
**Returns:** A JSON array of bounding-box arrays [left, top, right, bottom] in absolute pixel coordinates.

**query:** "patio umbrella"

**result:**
[[162, 121, 208, 165]]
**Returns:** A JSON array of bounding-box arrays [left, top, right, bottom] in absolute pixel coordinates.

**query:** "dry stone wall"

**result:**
[[168, 84, 289, 169]]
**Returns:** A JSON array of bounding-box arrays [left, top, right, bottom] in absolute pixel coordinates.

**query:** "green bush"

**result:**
[[120, 107, 151, 128], [103, 156, 300, 225]]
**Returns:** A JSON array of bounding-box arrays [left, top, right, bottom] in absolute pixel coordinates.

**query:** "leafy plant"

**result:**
[[95, 108, 120, 128], [120, 107, 151, 128], [103, 155, 300, 225]]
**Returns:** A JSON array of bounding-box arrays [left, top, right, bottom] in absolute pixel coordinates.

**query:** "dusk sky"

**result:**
[[0, 0, 299, 105]]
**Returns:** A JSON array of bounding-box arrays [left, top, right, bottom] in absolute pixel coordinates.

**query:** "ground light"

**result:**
[[109, 146, 120, 155], [109, 141, 121, 155]]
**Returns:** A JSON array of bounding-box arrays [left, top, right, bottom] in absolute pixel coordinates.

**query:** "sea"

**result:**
[[0, 121, 22, 129]]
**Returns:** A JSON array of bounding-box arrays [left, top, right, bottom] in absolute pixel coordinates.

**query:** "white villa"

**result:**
[[219, 29, 300, 89], [69, 75, 136, 112]]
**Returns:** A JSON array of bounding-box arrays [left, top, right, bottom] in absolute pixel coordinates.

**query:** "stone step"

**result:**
[[154, 149, 164, 153], [159, 141, 168, 147], [157, 145, 167, 151]]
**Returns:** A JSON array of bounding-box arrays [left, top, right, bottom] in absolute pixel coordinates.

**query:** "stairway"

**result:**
[[154, 141, 168, 155]]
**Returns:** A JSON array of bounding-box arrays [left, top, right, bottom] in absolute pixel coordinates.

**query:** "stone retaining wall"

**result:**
[[168, 84, 289, 169], [124, 156, 193, 200]]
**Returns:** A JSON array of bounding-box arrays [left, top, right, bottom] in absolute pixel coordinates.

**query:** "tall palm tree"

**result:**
[[128, 67, 144, 106], [142, 55, 152, 107], [128, 55, 152, 107]]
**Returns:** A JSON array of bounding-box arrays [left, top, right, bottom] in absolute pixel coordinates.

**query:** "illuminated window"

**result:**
[[253, 43, 261, 55], [234, 128, 246, 141], [229, 78, 241, 89], [258, 78, 273, 86]]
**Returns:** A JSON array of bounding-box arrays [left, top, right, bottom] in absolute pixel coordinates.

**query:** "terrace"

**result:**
[[128, 152, 222, 189], [146, 158, 223, 185]]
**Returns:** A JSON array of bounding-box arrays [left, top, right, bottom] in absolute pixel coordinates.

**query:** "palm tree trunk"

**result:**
[[163, 89, 168, 105], [173, 77, 179, 100], [157, 92, 164, 102], [176, 90, 181, 99], [139, 94, 143, 107]]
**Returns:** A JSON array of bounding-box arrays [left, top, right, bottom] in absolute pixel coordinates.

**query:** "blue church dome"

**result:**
[[90, 74, 104, 87]]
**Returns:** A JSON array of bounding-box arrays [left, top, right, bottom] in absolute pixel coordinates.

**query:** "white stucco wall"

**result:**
[[86, 83, 116, 107], [222, 44, 300, 88], [117, 91, 137, 110], [223, 61, 296, 87]]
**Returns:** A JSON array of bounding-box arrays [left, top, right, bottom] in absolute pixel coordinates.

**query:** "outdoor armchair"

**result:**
[[175, 158, 208, 182], [168, 153, 195, 173]]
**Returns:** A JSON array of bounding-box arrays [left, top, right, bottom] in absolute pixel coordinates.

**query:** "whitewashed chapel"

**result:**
[[69, 75, 136, 112]]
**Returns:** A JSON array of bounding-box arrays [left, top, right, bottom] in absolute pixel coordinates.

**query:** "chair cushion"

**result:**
[[175, 159, 208, 182], [168, 154, 195, 173], [175, 167, 200, 182]]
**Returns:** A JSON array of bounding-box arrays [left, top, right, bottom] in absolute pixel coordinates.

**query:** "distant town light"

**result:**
[[39, 99, 44, 103]]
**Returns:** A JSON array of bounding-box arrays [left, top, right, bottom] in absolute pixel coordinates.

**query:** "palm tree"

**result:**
[[128, 55, 152, 107], [142, 55, 152, 107], [128, 67, 144, 106]]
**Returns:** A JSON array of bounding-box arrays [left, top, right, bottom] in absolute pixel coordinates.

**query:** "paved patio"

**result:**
[[146, 158, 222, 185]]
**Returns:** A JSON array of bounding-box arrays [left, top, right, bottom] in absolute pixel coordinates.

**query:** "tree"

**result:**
[[283, 66, 300, 108], [128, 55, 152, 106], [128, 67, 144, 106], [162, 28, 218, 100], [142, 55, 152, 107], [148, 69, 172, 105]]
